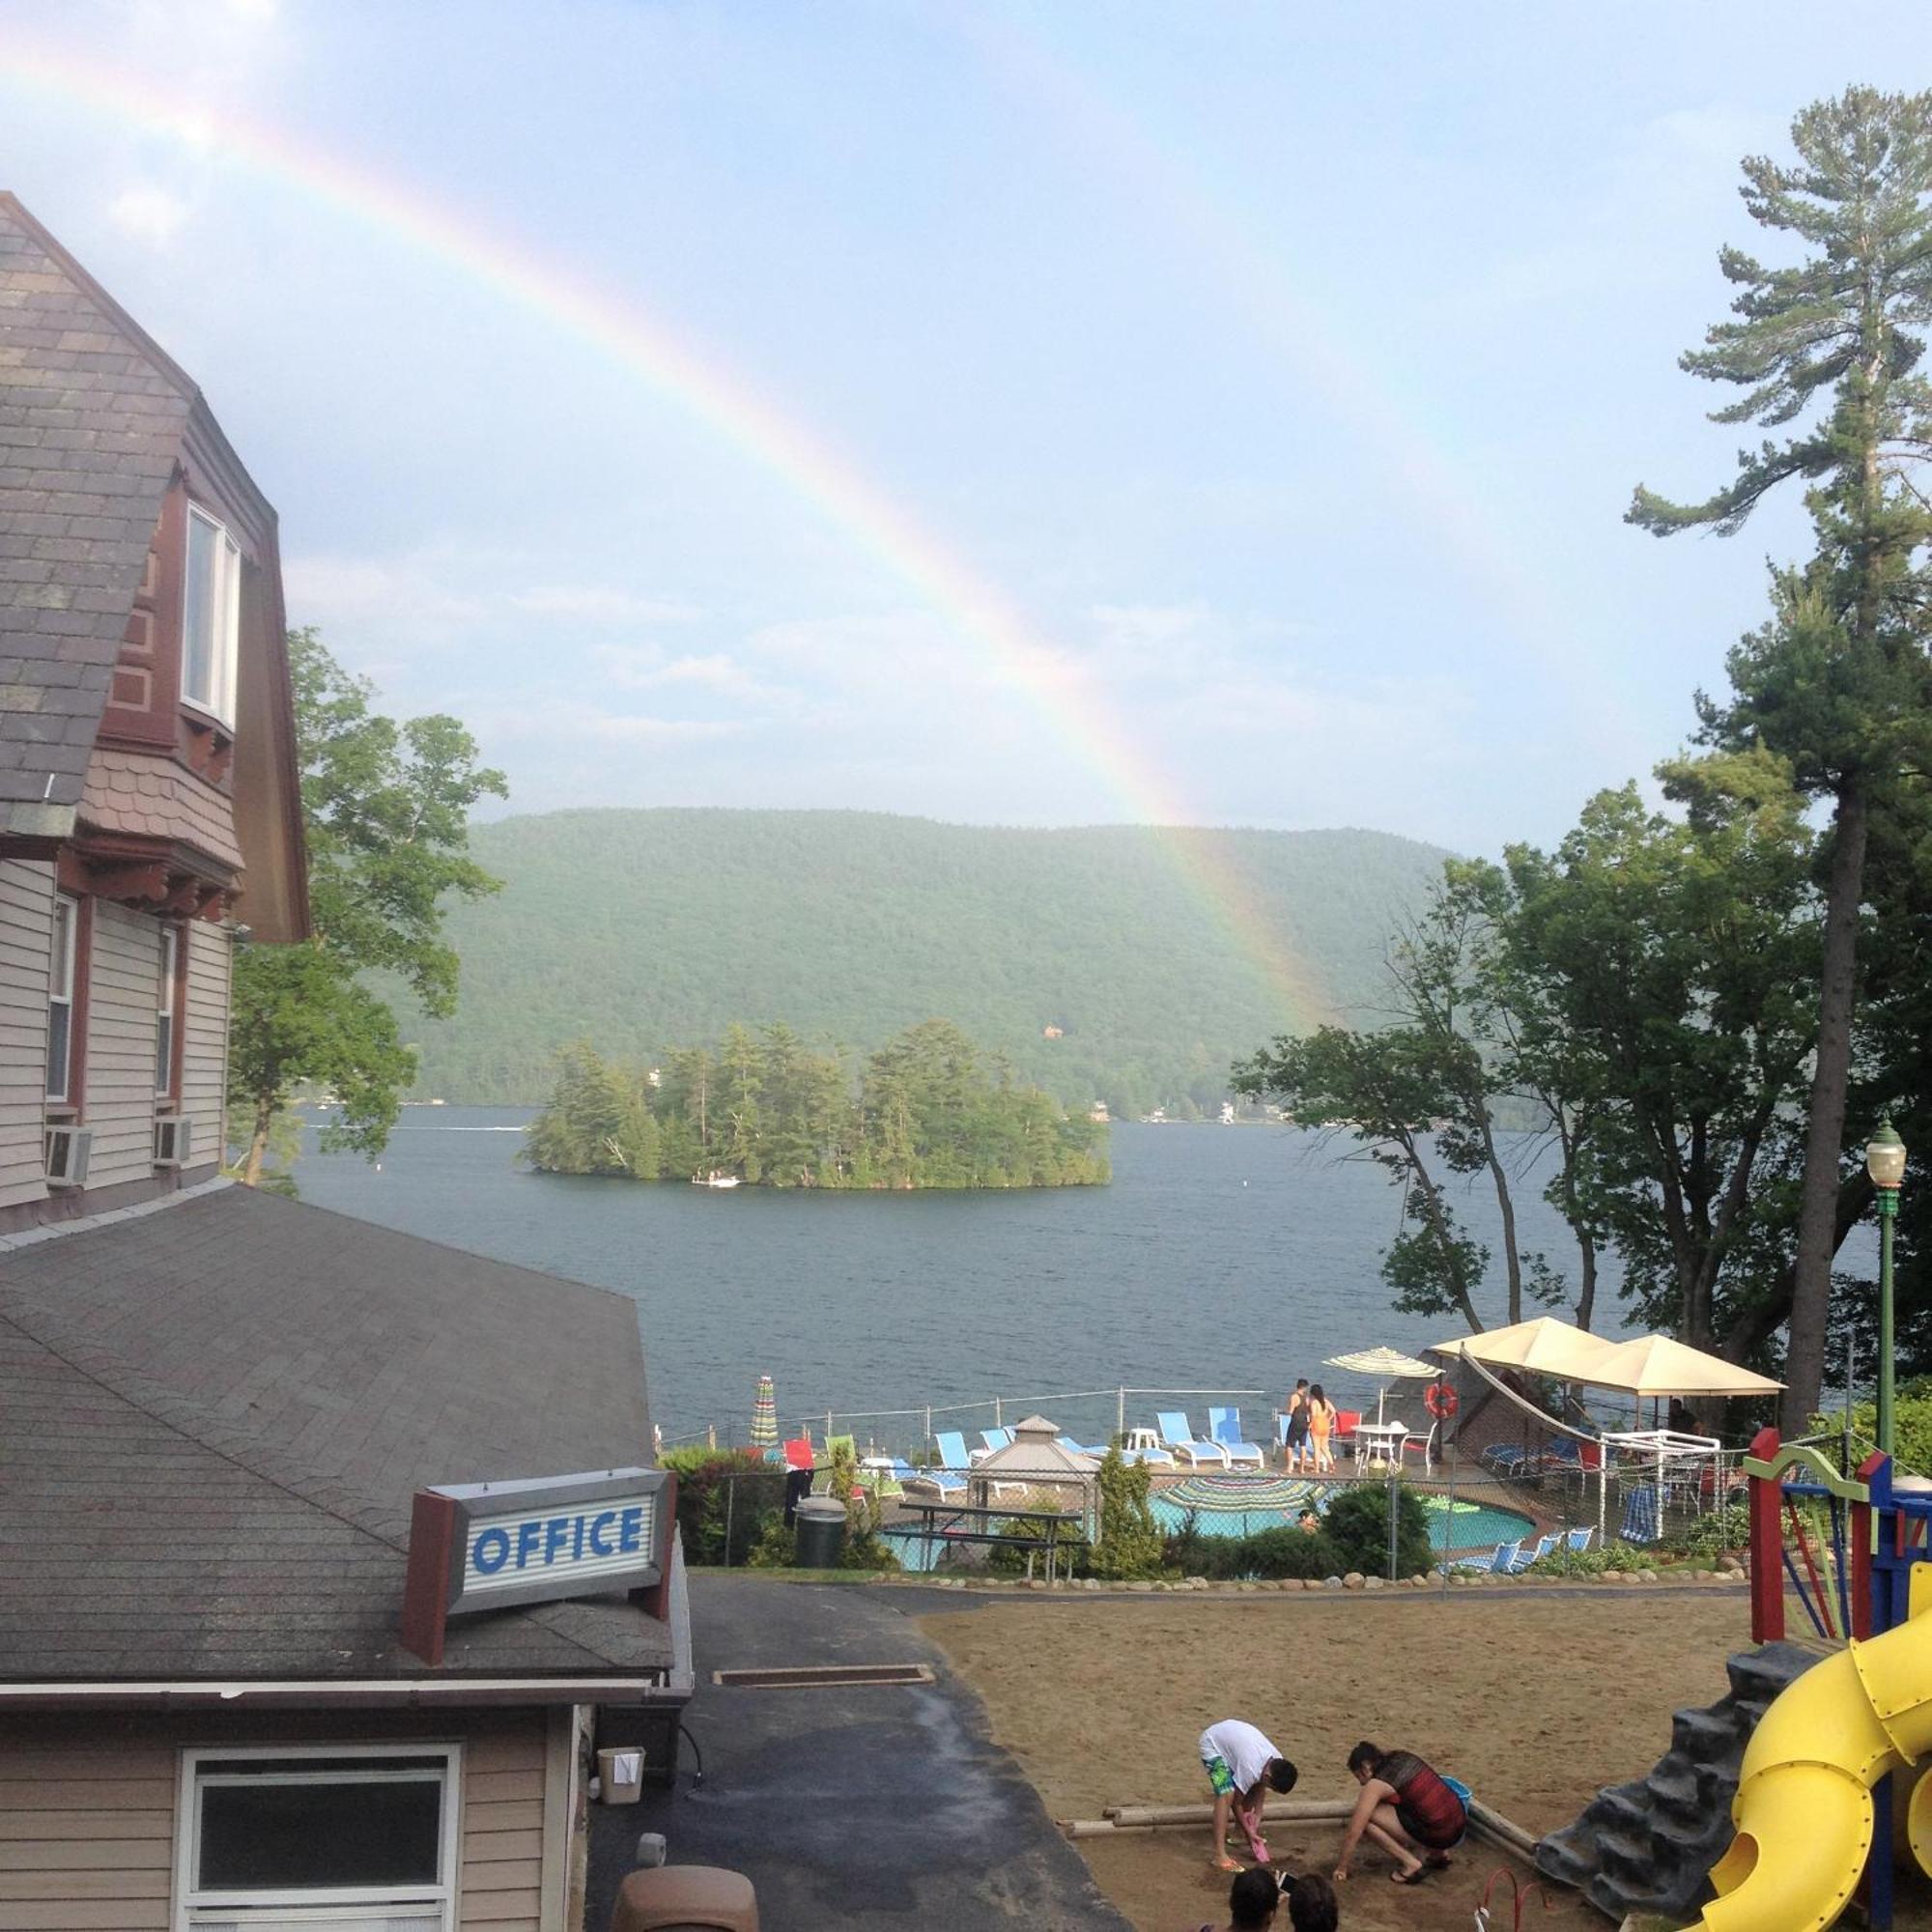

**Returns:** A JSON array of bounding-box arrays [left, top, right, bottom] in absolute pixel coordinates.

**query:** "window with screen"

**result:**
[[179, 1747, 457, 1929], [183, 504, 242, 724], [45, 894, 75, 1102], [156, 925, 179, 1097]]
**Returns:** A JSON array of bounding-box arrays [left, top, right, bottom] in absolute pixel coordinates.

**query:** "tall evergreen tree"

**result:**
[[1629, 88, 1932, 1424]]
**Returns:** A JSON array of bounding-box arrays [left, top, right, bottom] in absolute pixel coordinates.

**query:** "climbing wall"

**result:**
[[1535, 1643, 1816, 1922]]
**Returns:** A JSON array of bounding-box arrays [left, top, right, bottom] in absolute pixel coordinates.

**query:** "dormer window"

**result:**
[[183, 504, 241, 725]]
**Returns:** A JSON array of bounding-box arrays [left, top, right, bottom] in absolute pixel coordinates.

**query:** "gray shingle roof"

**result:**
[[0, 1185, 671, 1684], [0, 193, 195, 835]]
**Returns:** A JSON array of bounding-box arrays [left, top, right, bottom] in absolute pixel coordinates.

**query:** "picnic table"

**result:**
[[882, 1498, 1091, 1583]]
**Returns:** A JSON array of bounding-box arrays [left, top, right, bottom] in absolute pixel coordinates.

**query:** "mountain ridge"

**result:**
[[401, 807, 1449, 1111]]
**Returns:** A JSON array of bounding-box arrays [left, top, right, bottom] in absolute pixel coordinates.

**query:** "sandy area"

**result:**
[[922, 1589, 1757, 1932]]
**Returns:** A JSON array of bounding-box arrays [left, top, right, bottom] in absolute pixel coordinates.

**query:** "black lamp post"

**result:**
[[1866, 1119, 1907, 1456]]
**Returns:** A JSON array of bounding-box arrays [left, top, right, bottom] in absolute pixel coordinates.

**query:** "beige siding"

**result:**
[[0, 1712, 559, 1932], [0, 1741, 173, 1931], [0, 859, 53, 1209], [82, 902, 163, 1189], [181, 922, 230, 1165], [461, 1724, 550, 1928]]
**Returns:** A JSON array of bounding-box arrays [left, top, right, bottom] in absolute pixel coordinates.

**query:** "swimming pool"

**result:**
[[1149, 1480, 1533, 1555]]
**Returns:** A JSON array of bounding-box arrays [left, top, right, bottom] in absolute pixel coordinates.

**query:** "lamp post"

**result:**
[[1866, 1119, 1907, 1456]]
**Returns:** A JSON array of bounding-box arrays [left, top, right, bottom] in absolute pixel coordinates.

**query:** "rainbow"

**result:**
[[0, 34, 1324, 1024]]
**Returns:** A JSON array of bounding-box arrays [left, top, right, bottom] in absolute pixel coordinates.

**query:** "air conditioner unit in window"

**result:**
[[43, 1122, 92, 1188], [154, 1116, 192, 1168]]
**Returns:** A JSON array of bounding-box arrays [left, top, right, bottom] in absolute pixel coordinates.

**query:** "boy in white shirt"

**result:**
[[1199, 1717, 1298, 1871]]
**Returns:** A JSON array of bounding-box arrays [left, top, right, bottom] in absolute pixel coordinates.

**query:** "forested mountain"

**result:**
[[400, 809, 1447, 1113]]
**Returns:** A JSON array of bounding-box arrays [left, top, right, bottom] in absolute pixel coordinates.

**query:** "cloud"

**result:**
[[510, 586, 705, 626], [597, 647, 799, 708], [283, 554, 491, 639], [106, 185, 191, 248], [483, 699, 749, 748]]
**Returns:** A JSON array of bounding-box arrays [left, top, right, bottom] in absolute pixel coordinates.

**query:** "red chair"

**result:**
[[782, 1436, 815, 1472]]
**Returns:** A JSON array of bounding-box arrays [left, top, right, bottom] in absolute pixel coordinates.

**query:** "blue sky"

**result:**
[[3, 1, 1921, 852]]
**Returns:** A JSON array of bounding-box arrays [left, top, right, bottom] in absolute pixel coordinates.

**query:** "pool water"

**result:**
[[1149, 1489, 1533, 1554]]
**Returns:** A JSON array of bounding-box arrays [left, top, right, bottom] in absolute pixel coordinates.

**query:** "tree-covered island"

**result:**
[[522, 1018, 1109, 1188]]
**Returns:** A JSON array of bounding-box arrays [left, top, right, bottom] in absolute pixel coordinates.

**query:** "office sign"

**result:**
[[401, 1467, 674, 1665]]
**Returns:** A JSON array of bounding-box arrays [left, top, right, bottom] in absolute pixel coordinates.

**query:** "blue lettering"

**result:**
[[618, 1505, 644, 1554], [472, 1526, 510, 1576], [588, 1510, 616, 1556], [516, 1520, 542, 1570], [544, 1517, 571, 1564], [572, 1514, 586, 1560]]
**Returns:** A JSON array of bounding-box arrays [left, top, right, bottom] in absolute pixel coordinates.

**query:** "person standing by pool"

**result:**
[[1282, 1379, 1312, 1472], [1306, 1383, 1337, 1474], [1199, 1718, 1298, 1872], [1333, 1740, 1465, 1886]]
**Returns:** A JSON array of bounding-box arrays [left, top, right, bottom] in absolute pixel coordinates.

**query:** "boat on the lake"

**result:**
[[693, 1171, 742, 1189]]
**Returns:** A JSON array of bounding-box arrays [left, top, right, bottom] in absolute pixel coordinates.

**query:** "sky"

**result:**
[[2, 1, 1923, 854]]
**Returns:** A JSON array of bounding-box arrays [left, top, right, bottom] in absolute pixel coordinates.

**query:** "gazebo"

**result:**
[[969, 1415, 1097, 1527]]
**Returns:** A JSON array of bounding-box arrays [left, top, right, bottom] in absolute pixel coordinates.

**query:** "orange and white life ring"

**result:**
[[1425, 1381, 1459, 1421]]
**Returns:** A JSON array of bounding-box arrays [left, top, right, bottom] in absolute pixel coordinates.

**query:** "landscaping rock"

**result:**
[[1343, 1572, 1366, 1590], [1364, 1576, 1386, 1590]]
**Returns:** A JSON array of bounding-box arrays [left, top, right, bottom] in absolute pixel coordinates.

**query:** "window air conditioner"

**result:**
[[43, 1122, 92, 1188], [154, 1116, 192, 1168]]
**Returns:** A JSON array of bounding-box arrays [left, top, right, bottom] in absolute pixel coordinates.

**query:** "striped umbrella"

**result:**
[[750, 1374, 779, 1450]]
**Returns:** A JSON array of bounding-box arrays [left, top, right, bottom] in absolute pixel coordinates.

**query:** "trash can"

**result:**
[[597, 1747, 644, 1805], [793, 1495, 846, 1569]]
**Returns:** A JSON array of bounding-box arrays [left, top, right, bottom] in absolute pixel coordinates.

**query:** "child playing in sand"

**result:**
[[1201, 1866, 1279, 1931], [1199, 1719, 1298, 1871]]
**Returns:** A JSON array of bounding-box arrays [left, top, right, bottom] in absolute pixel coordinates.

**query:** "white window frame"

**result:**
[[182, 502, 242, 727], [156, 924, 180, 1099], [173, 1741, 462, 1930], [45, 892, 76, 1103]]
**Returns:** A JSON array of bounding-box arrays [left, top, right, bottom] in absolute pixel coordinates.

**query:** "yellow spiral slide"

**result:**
[[1695, 1574, 1932, 1932]]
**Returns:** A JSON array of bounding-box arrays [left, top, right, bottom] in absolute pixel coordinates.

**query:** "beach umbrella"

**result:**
[[1426, 1316, 1617, 1381], [1579, 1334, 1783, 1401], [750, 1373, 779, 1451], [1322, 1346, 1437, 1424]]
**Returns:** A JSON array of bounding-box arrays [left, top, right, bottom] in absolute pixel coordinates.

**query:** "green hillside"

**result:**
[[401, 810, 1448, 1112]]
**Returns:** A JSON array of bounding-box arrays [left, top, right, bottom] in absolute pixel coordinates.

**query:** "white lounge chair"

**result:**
[[1208, 1406, 1265, 1470]]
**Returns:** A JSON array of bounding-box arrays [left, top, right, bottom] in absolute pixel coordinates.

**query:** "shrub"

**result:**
[[1662, 1498, 1750, 1558], [1524, 1541, 1657, 1577], [659, 1447, 785, 1566], [1321, 1482, 1434, 1578], [1812, 1380, 1932, 1478], [1226, 1526, 1350, 1579], [746, 1511, 795, 1568], [1090, 1447, 1165, 1580]]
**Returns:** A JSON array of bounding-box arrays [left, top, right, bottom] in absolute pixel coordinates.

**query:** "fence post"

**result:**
[[995, 1397, 1003, 1428], [707, 1423, 716, 1452], [1386, 1463, 1399, 1582], [724, 1476, 735, 1570], [1117, 1387, 1126, 1440]]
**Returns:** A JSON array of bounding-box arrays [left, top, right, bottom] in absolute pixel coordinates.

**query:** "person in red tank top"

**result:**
[[1333, 1739, 1465, 1886]]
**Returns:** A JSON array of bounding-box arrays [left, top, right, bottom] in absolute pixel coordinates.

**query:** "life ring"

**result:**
[[1425, 1381, 1459, 1421]]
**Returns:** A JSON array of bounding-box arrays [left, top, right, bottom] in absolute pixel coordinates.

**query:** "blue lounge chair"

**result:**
[[1503, 1534, 1558, 1575], [980, 1427, 1014, 1455], [934, 1430, 974, 1471], [1057, 1435, 1109, 1458], [1122, 1444, 1177, 1468], [1158, 1410, 1231, 1469], [898, 1457, 965, 1498], [1483, 1444, 1532, 1474], [1484, 1540, 1522, 1574], [1564, 1526, 1595, 1554], [1208, 1406, 1265, 1470], [1620, 1485, 1661, 1545]]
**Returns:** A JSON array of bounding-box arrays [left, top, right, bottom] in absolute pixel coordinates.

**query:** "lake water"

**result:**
[[297, 1111, 1632, 1451]]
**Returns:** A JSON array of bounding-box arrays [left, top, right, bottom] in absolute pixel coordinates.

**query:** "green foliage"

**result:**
[[658, 1448, 785, 1566], [746, 1511, 796, 1569], [1524, 1542, 1658, 1577], [823, 1437, 900, 1571], [385, 810, 1446, 1109], [1662, 1500, 1751, 1559], [1089, 1448, 1165, 1580], [228, 629, 506, 1186], [1155, 1520, 1347, 1580], [1812, 1378, 1932, 1478], [1321, 1483, 1434, 1579], [523, 1020, 1108, 1189]]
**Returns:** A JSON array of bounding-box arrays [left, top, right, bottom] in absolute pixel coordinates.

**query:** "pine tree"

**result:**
[[1630, 87, 1932, 1425]]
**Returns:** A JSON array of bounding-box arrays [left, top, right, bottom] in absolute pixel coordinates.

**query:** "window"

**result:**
[[45, 894, 75, 1102], [177, 1745, 459, 1931], [183, 504, 241, 724], [156, 925, 180, 1097]]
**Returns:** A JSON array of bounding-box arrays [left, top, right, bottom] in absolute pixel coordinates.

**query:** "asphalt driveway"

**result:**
[[587, 1573, 1130, 1930]]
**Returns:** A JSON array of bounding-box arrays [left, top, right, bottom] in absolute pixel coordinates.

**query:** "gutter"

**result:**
[[0, 1674, 694, 1713]]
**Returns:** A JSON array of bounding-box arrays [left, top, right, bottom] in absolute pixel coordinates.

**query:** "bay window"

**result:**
[[183, 503, 241, 724], [46, 893, 75, 1102], [176, 1745, 459, 1930]]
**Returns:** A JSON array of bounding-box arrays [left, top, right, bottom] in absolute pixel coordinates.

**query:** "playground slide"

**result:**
[[1694, 1609, 1932, 1932]]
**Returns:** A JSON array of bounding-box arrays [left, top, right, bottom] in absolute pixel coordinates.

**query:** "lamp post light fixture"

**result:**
[[1867, 1119, 1907, 1457]]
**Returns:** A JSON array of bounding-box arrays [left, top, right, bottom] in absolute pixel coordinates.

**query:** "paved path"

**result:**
[[588, 1573, 1133, 1931]]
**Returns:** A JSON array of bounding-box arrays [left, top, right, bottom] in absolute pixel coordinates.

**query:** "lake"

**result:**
[[297, 1112, 1635, 1452]]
